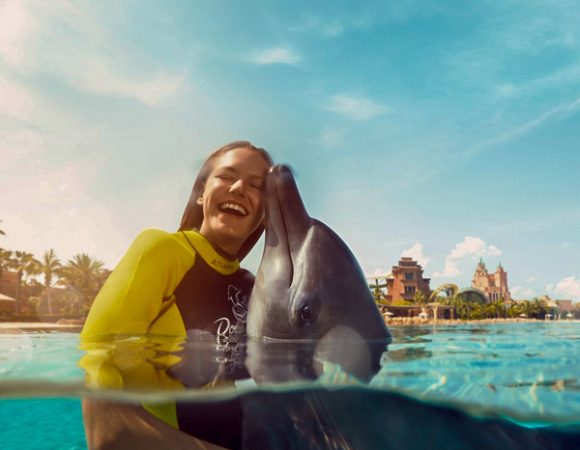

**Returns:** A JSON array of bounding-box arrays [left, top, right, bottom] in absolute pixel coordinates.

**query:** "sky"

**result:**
[[1, 0, 579, 302]]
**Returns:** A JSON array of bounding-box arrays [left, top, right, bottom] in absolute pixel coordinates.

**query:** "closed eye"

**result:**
[[214, 174, 236, 186]]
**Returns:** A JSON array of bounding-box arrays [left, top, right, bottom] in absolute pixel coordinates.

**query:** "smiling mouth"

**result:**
[[219, 202, 248, 217]]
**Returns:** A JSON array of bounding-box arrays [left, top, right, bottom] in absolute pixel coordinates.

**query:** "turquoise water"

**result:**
[[375, 322, 580, 421], [0, 323, 579, 449], [0, 399, 85, 450]]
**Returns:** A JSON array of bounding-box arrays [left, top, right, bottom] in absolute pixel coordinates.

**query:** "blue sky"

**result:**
[[1, 0, 579, 301]]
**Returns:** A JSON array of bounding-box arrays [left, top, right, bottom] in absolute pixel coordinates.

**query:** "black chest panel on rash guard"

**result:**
[[173, 255, 253, 336], [171, 254, 253, 450]]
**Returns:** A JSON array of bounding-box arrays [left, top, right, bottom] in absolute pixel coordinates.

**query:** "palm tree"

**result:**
[[368, 278, 387, 305], [12, 251, 41, 312], [452, 295, 468, 319], [413, 291, 427, 306], [58, 254, 105, 313], [515, 300, 532, 318], [0, 248, 16, 293], [484, 298, 504, 319], [40, 249, 61, 315], [528, 298, 548, 319]]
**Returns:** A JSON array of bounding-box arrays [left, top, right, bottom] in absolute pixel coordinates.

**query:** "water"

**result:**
[[375, 322, 580, 421], [0, 322, 579, 449]]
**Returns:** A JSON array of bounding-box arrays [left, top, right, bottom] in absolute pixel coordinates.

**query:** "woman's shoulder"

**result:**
[[130, 228, 194, 257], [132, 228, 174, 246]]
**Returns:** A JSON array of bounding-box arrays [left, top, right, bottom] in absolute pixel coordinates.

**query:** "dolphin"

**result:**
[[246, 164, 390, 381]]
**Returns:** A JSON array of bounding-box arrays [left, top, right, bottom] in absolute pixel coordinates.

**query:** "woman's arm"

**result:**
[[79, 229, 195, 389], [82, 399, 228, 450], [81, 229, 194, 339], [79, 230, 201, 447]]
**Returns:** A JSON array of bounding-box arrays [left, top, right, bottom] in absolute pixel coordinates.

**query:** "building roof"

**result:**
[[0, 292, 16, 301], [555, 299, 574, 310]]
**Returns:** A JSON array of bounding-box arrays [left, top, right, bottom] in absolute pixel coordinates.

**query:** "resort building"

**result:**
[[0, 271, 26, 300], [385, 257, 431, 303], [0, 292, 16, 317], [471, 259, 511, 303], [555, 299, 574, 312], [554, 299, 576, 319]]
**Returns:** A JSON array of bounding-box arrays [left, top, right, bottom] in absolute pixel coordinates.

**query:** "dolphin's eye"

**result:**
[[300, 304, 313, 323]]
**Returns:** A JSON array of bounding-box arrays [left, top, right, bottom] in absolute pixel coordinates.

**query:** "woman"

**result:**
[[80, 141, 274, 450]]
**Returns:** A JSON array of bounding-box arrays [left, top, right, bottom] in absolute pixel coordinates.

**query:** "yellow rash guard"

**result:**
[[79, 229, 253, 437]]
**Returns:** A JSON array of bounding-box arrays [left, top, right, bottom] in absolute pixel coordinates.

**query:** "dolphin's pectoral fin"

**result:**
[[314, 326, 380, 382], [315, 360, 364, 386]]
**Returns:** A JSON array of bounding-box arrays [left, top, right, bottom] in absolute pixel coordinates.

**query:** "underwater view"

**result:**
[[1, 322, 578, 449]]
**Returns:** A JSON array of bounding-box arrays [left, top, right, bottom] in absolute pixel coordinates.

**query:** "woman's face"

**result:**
[[198, 147, 270, 256]]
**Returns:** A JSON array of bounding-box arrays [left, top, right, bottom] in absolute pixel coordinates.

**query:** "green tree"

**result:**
[[485, 298, 504, 319], [368, 278, 387, 305], [413, 291, 427, 306], [514, 300, 532, 318], [534, 298, 548, 319], [0, 248, 16, 293], [40, 249, 62, 315], [452, 295, 468, 320], [506, 301, 519, 318], [58, 254, 106, 313], [453, 293, 485, 320], [470, 302, 485, 320], [12, 251, 41, 312]]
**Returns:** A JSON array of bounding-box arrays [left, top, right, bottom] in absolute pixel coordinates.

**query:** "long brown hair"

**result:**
[[178, 141, 273, 260]]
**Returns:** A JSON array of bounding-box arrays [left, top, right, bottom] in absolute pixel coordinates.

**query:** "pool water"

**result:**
[[375, 322, 580, 421], [0, 398, 85, 450], [0, 322, 579, 449]]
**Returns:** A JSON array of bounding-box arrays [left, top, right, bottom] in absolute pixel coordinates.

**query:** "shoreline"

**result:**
[[0, 322, 83, 333], [0, 318, 578, 333], [385, 317, 580, 326]]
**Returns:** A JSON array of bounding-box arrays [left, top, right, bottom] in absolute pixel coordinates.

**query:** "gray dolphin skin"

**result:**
[[247, 165, 391, 345]]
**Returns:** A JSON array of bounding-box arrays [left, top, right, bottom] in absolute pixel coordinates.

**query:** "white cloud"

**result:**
[[501, 10, 578, 56], [525, 276, 536, 283], [326, 94, 387, 121], [511, 286, 535, 299], [321, 21, 345, 37], [0, 0, 34, 68], [432, 259, 462, 278], [493, 64, 580, 103], [365, 268, 389, 279], [77, 58, 186, 106], [249, 47, 301, 65], [471, 96, 580, 156], [288, 16, 346, 37], [448, 236, 501, 259], [550, 276, 580, 300], [0, 128, 45, 168], [288, 13, 373, 38], [0, 75, 34, 120], [433, 236, 502, 278], [0, 157, 132, 267], [314, 127, 346, 148], [495, 83, 520, 98], [0, 1, 187, 106], [401, 242, 430, 269]]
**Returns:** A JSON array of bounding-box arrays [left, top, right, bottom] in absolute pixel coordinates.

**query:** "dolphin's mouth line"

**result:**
[[250, 336, 321, 344]]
